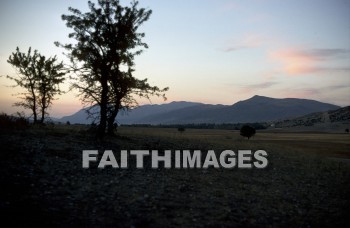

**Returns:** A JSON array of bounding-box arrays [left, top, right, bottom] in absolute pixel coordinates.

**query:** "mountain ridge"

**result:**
[[59, 95, 341, 124]]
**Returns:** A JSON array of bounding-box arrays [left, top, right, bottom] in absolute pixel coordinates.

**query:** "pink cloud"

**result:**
[[270, 49, 317, 75], [269, 48, 350, 75]]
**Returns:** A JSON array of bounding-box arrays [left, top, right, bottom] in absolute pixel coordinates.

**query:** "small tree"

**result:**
[[178, 127, 185, 133], [346, 128, 349, 134], [7, 47, 65, 124], [240, 125, 256, 139]]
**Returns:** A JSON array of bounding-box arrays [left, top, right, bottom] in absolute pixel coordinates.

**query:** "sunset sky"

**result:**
[[0, 0, 349, 118]]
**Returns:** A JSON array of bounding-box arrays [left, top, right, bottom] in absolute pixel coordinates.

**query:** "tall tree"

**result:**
[[7, 47, 65, 124], [56, 0, 168, 138]]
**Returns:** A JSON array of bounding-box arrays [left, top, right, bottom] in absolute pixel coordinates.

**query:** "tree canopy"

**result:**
[[7, 47, 65, 123], [240, 125, 256, 139], [56, 0, 168, 138]]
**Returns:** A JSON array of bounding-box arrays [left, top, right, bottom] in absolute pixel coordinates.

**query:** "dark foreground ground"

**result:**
[[1, 125, 349, 227]]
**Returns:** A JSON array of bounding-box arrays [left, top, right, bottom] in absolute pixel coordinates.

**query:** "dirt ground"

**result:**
[[1, 125, 349, 227]]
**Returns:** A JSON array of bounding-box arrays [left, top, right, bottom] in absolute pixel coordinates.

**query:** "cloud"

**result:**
[[324, 85, 350, 90], [303, 49, 350, 60], [242, 81, 278, 89], [301, 66, 350, 74], [236, 81, 278, 94], [283, 88, 321, 98], [270, 48, 350, 75], [222, 34, 264, 52], [278, 84, 350, 101]]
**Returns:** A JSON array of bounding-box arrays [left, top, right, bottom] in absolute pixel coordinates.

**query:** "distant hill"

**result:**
[[118, 101, 202, 124], [274, 106, 350, 129], [59, 101, 202, 124], [59, 107, 96, 124], [59, 95, 340, 124], [208, 95, 341, 124]]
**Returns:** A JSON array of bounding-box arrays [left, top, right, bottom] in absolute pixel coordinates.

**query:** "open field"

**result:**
[[120, 127, 350, 160], [1, 125, 349, 227]]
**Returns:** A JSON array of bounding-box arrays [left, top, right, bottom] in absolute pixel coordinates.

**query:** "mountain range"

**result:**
[[59, 95, 340, 125]]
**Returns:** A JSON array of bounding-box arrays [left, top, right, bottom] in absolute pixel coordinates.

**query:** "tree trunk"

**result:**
[[30, 83, 38, 124], [97, 74, 108, 139], [40, 95, 46, 124], [98, 103, 107, 138], [32, 106, 37, 124], [40, 110, 45, 123], [107, 104, 119, 136]]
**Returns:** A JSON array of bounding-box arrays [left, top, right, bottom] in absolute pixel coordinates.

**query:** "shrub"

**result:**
[[240, 125, 256, 139], [0, 113, 29, 130], [178, 127, 185, 133]]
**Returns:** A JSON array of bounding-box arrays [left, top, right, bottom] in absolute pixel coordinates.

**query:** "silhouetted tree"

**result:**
[[346, 128, 349, 134], [6, 47, 65, 124], [56, 0, 168, 138], [240, 125, 256, 139], [178, 127, 185, 133]]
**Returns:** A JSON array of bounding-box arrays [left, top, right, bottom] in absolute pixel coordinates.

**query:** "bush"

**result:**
[[0, 113, 29, 130], [240, 125, 256, 139], [178, 127, 185, 133]]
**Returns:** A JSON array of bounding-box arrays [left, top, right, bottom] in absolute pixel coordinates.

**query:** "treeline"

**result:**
[[121, 122, 268, 130]]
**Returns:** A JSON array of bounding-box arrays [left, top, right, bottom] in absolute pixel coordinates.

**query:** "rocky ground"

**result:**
[[1, 125, 349, 227]]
